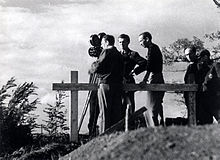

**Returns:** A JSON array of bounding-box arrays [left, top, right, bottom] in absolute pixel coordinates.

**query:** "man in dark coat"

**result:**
[[203, 62, 220, 123], [90, 34, 124, 133], [138, 32, 165, 127], [184, 47, 213, 125], [118, 34, 147, 118]]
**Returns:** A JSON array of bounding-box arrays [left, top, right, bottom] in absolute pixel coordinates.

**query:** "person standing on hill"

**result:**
[[184, 47, 213, 125], [184, 46, 200, 124], [138, 32, 165, 127], [196, 49, 214, 124], [203, 60, 220, 123], [90, 34, 124, 133], [118, 34, 147, 119]]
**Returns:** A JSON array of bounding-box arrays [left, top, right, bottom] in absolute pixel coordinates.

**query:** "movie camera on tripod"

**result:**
[[88, 32, 106, 58]]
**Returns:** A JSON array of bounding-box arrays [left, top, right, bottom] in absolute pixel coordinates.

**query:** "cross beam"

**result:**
[[52, 71, 198, 142]]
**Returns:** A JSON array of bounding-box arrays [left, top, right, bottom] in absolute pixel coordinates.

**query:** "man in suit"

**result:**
[[90, 34, 124, 133]]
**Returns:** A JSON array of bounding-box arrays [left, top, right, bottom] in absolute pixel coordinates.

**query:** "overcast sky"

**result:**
[[0, 0, 220, 128]]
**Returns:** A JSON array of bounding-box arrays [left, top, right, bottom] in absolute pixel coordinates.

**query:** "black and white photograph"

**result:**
[[0, 0, 220, 159]]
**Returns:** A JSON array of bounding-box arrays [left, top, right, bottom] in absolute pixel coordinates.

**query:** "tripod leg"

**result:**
[[78, 73, 98, 132]]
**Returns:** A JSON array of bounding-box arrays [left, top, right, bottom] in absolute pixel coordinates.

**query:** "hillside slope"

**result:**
[[60, 125, 220, 160]]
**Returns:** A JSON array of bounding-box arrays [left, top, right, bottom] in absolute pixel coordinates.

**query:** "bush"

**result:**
[[0, 78, 39, 154]]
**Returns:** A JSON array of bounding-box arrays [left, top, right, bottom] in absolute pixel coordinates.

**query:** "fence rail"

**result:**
[[53, 83, 198, 92]]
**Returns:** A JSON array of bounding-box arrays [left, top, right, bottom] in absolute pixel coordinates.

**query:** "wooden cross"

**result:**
[[52, 71, 198, 142]]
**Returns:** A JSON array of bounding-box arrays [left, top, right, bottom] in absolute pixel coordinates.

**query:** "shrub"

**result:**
[[43, 89, 69, 136], [0, 78, 39, 154]]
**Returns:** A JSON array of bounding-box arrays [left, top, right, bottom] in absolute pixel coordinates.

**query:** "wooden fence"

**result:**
[[52, 71, 198, 142]]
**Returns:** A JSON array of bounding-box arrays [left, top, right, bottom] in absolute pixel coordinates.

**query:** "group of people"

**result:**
[[87, 31, 165, 136], [184, 46, 220, 125], [86, 31, 220, 137]]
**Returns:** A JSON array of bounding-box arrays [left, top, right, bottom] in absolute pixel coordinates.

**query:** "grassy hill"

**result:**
[[60, 124, 220, 160]]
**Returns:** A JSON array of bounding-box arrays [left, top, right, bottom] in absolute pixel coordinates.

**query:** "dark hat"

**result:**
[[197, 49, 210, 58]]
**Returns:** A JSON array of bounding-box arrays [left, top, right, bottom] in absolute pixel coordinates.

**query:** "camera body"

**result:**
[[88, 46, 102, 58], [88, 33, 105, 58]]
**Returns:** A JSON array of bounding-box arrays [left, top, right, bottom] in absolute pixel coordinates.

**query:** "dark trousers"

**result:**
[[88, 90, 99, 136], [122, 91, 135, 129], [88, 73, 99, 136], [98, 83, 123, 133], [196, 92, 214, 125], [122, 91, 135, 118], [146, 73, 165, 126]]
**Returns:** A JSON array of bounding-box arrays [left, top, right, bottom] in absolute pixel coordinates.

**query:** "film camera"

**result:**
[[88, 33, 106, 58]]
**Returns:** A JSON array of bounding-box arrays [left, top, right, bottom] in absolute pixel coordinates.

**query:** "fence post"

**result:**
[[70, 71, 78, 142], [188, 91, 196, 125], [185, 74, 197, 126]]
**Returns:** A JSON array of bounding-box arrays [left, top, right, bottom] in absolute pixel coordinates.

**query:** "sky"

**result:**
[[0, 0, 220, 132]]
